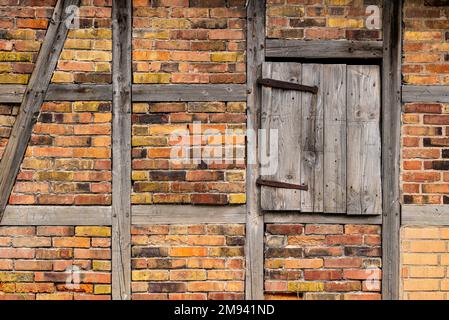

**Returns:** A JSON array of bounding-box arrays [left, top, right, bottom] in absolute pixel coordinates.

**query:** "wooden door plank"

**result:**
[[260, 62, 302, 211], [112, 0, 132, 300], [347, 65, 382, 215], [323, 64, 347, 213], [301, 64, 324, 213], [0, 0, 80, 221]]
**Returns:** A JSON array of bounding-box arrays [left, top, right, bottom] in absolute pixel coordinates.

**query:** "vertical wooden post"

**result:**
[[245, 0, 265, 300], [382, 0, 402, 300], [112, 0, 132, 300], [0, 0, 80, 222]]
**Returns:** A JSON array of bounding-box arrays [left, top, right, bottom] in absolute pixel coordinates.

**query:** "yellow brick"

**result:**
[[131, 193, 152, 204], [0, 74, 29, 84], [68, 29, 112, 39], [64, 39, 92, 49], [440, 254, 449, 265], [75, 226, 111, 237], [402, 227, 440, 239], [0, 63, 12, 72], [94, 285, 111, 295], [229, 194, 246, 204], [440, 228, 449, 239], [404, 31, 442, 41], [211, 52, 238, 62], [327, 0, 352, 4], [60, 50, 76, 60], [133, 103, 150, 113], [51, 72, 74, 83], [0, 272, 34, 282], [152, 19, 190, 29], [141, 31, 170, 39], [265, 259, 284, 268], [8, 29, 35, 40], [408, 266, 445, 278], [409, 240, 446, 253], [95, 62, 111, 73], [267, 6, 304, 17], [133, 73, 170, 84], [288, 281, 324, 292], [132, 171, 149, 181], [149, 124, 187, 135], [0, 115, 15, 126], [76, 51, 112, 61], [132, 270, 169, 281], [92, 40, 112, 51], [405, 292, 446, 300], [132, 136, 167, 147], [22, 159, 52, 170], [328, 18, 364, 29], [402, 253, 439, 265], [227, 102, 246, 113], [92, 260, 111, 271], [403, 279, 440, 291], [73, 102, 103, 112]]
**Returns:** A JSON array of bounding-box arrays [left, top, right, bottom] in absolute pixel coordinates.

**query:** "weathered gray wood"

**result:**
[[265, 212, 382, 225], [0, 85, 26, 103], [323, 64, 347, 213], [402, 85, 449, 103], [301, 64, 324, 213], [261, 62, 302, 211], [382, 0, 402, 301], [2, 206, 111, 226], [46, 84, 112, 101], [133, 84, 246, 102], [0, 0, 80, 222], [266, 40, 383, 59], [246, 0, 265, 301], [402, 205, 449, 226], [347, 65, 382, 215], [112, 0, 132, 301], [132, 205, 246, 224]]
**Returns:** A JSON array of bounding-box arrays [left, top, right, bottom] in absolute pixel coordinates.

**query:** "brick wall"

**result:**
[[132, 0, 246, 85], [401, 226, 449, 300], [265, 224, 382, 300], [0, 103, 17, 160], [131, 101, 246, 205], [0, 226, 111, 300], [266, 0, 382, 40], [9, 101, 112, 205], [131, 224, 245, 300]]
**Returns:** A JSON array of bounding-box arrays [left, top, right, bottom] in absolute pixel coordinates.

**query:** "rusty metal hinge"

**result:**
[[256, 178, 308, 191], [257, 78, 318, 94]]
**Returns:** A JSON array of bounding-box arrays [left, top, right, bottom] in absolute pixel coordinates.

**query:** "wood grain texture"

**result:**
[[323, 64, 347, 214], [382, 0, 402, 301], [46, 84, 112, 100], [265, 212, 382, 225], [260, 62, 302, 211], [0, 0, 80, 222], [0, 85, 26, 103], [2, 206, 111, 225], [402, 205, 449, 226], [132, 205, 246, 224], [301, 64, 324, 213], [245, 0, 265, 300], [346, 65, 382, 215], [402, 85, 449, 103], [265, 40, 383, 59], [111, 0, 132, 301]]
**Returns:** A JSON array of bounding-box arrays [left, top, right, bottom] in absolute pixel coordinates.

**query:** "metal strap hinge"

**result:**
[[257, 78, 318, 94], [256, 178, 308, 191]]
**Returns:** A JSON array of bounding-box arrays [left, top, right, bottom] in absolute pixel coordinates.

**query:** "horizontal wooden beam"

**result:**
[[264, 212, 382, 225], [402, 85, 449, 103], [132, 205, 246, 224], [132, 84, 246, 102], [402, 205, 449, 226], [0, 84, 247, 103], [2, 206, 111, 225], [265, 40, 383, 59]]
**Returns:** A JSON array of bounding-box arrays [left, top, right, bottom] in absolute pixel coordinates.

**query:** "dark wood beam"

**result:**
[[265, 39, 383, 59], [111, 0, 132, 301], [0, 0, 81, 222], [246, 0, 265, 300], [382, 0, 402, 301]]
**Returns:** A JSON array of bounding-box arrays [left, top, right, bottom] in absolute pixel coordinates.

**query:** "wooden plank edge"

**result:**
[[132, 205, 246, 224], [402, 205, 449, 226], [2, 206, 111, 225], [402, 85, 449, 103]]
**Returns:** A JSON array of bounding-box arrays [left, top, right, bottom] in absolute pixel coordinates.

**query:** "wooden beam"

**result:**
[[111, 0, 132, 301], [402, 205, 449, 226], [0, 0, 80, 222], [265, 40, 383, 59], [382, 0, 402, 301], [2, 206, 111, 226], [132, 84, 246, 102], [265, 213, 382, 225], [402, 85, 449, 103], [132, 205, 246, 224], [246, 0, 265, 300], [0, 84, 246, 103]]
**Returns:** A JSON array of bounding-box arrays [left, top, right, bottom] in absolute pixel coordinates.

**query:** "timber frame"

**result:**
[[0, 0, 433, 301]]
